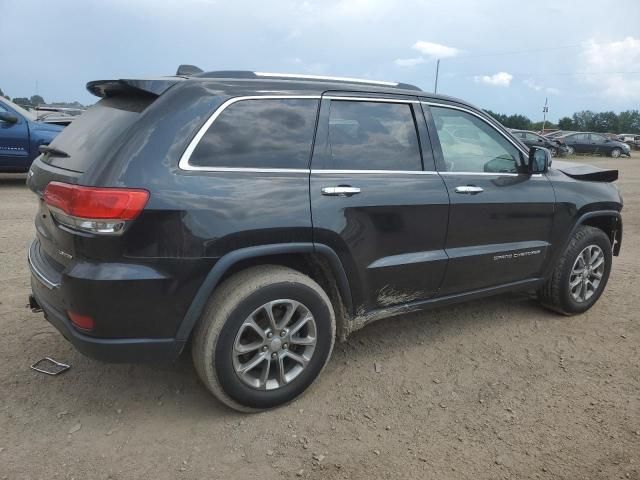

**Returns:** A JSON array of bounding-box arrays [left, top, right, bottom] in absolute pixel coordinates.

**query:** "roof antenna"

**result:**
[[176, 65, 203, 76]]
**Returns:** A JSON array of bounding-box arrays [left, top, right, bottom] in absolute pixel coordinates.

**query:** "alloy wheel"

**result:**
[[569, 245, 605, 303], [232, 299, 317, 390]]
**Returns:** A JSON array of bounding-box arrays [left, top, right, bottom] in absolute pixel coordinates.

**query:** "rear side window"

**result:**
[[327, 100, 422, 171], [43, 96, 154, 172], [190, 98, 319, 169]]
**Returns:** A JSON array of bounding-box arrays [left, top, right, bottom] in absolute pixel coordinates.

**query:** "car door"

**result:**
[[588, 133, 607, 155], [310, 93, 450, 312], [423, 102, 556, 295], [0, 104, 30, 170], [572, 133, 590, 153]]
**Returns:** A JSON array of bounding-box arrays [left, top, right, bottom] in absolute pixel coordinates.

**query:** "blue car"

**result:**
[[0, 97, 64, 172]]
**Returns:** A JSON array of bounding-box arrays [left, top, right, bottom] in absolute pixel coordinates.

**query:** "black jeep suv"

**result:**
[[27, 68, 623, 411]]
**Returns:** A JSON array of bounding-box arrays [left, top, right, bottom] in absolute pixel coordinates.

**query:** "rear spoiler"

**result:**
[[86, 77, 185, 98]]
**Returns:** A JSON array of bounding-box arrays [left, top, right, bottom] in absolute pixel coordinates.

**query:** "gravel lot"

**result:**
[[1, 153, 638, 480]]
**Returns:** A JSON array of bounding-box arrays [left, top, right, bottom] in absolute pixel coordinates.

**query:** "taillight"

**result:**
[[43, 182, 149, 235]]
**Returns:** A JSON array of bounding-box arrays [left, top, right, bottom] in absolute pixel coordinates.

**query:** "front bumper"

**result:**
[[28, 240, 186, 363]]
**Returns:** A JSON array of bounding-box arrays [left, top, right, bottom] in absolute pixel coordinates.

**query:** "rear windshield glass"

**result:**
[[189, 98, 319, 169], [43, 96, 153, 172]]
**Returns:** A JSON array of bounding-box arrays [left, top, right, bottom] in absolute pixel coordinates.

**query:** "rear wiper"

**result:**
[[39, 145, 69, 158]]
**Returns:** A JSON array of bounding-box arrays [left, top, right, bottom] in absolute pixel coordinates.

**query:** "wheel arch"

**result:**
[[572, 210, 622, 256], [176, 243, 353, 343]]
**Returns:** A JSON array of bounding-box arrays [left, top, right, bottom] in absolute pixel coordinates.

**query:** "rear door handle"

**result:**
[[321, 186, 361, 196], [454, 185, 484, 194]]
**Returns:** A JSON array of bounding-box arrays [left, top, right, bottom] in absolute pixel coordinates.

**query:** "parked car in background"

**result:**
[[619, 133, 640, 150], [27, 68, 623, 411], [35, 106, 84, 126], [619, 133, 638, 142], [544, 130, 574, 139], [0, 97, 64, 172], [560, 132, 631, 157], [511, 129, 568, 157]]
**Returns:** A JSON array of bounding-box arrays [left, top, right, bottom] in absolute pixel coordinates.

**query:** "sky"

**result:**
[[1, 0, 639, 122]]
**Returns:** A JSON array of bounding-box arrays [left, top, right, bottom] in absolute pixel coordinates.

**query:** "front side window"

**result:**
[[431, 106, 521, 173], [190, 98, 319, 169], [590, 134, 606, 143], [327, 100, 422, 171]]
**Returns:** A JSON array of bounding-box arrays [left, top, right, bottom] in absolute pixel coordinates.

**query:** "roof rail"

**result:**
[[195, 70, 422, 91]]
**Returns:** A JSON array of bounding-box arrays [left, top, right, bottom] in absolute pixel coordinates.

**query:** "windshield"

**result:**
[[0, 97, 37, 121]]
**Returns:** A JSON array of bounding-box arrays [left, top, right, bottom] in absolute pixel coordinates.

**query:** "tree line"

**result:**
[[484, 109, 640, 134], [0, 87, 85, 110]]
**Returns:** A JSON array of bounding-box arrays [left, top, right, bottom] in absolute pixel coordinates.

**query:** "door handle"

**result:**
[[455, 185, 484, 194], [321, 186, 361, 197]]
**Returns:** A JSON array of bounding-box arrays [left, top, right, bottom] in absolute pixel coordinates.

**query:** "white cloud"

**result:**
[[474, 72, 513, 87], [524, 79, 560, 95], [394, 57, 425, 67], [582, 36, 640, 100], [412, 41, 460, 59]]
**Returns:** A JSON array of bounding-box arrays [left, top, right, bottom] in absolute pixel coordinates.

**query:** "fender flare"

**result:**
[[543, 209, 622, 279], [571, 210, 622, 253], [175, 242, 353, 341]]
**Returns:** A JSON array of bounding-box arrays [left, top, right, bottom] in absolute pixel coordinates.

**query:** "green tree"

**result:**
[[572, 110, 597, 131], [484, 109, 509, 126], [30, 94, 45, 106], [618, 110, 640, 134], [591, 111, 618, 133], [12, 97, 32, 107], [504, 114, 531, 130], [558, 117, 574, 130]]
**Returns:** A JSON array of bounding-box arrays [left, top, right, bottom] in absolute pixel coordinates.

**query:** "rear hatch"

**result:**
[[27, 78, 178, 271]]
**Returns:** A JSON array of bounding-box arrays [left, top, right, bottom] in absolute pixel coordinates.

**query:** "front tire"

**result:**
[[610, 148, 622, 158], [566, 145, 575, 155], [538, 226, 612, 315], [192, 265, 336, 412]]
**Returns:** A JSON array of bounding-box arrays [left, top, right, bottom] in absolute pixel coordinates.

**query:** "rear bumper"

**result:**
[[28, 240, 186, 363]]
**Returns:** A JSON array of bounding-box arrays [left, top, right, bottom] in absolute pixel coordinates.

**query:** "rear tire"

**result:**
[[538, 226, 612, 315], [192, 265, 336, 412], [566, 145, 575, 155]]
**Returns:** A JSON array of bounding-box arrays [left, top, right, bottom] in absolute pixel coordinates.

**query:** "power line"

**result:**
[[468, 71, 640, 77], [447, 40, 622, 61]]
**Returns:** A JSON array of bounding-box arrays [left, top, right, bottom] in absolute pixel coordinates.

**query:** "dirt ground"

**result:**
[[1, 153, 638, 480]]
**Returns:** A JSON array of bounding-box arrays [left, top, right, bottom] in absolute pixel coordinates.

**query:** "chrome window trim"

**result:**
[[178, 95, 321, 172], [311, 169, 437, 175], [325, 96, 419, 104], [254, 72, 399, 87], [421, 101, 529, 157], [439, 171, 543, 178]]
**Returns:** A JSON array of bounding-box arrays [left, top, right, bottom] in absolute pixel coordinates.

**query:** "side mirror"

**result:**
[[528, 146, 551, 174], [0, 112, 19, 124]]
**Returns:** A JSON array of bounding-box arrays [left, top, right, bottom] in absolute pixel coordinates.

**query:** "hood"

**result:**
[[552, 160, 618, 183]]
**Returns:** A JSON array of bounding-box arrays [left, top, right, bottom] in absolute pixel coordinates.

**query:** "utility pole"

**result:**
[[434, 59, 440, 94], [541, 97, 548, 133]]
